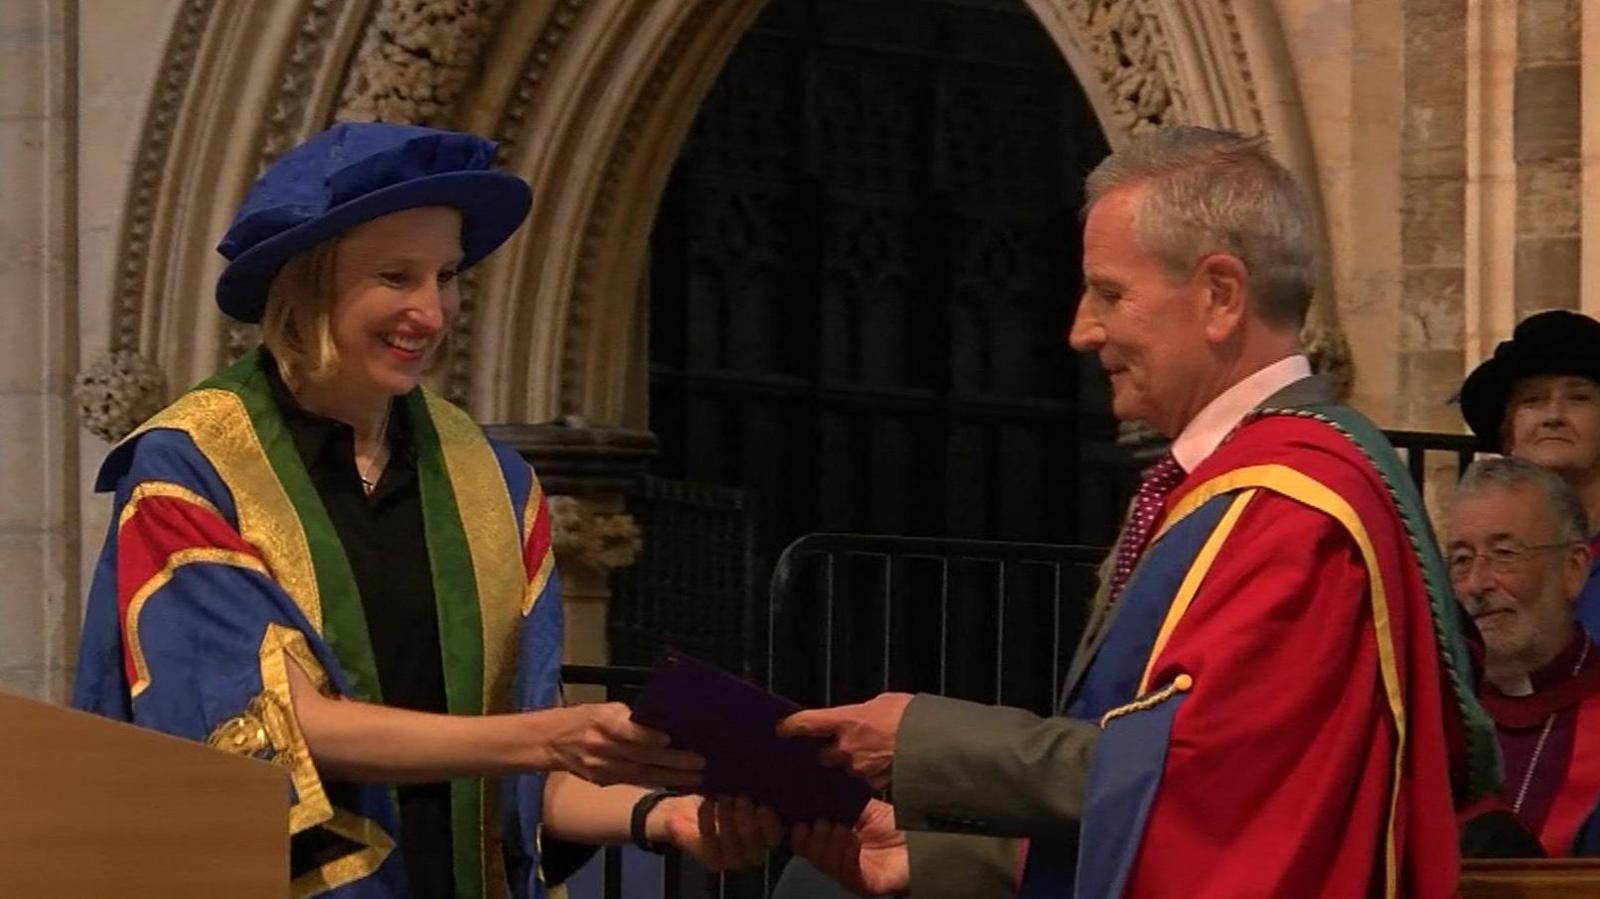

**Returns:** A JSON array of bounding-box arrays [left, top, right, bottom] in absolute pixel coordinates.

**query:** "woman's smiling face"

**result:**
[[325, 205, 463, 399]]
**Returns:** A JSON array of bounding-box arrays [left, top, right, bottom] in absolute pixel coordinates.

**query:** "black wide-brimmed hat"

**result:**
[[215, 122, 532, 323], [1458, 309, 1600, 450]]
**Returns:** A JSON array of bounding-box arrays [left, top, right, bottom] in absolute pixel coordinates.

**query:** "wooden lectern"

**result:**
[[0, 690, 287, 898]]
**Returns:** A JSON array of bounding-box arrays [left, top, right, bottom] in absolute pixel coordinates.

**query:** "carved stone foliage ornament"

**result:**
[[547, 495, 642, 571], [336, 0, 509, 126], [74, 351, 169, 444], [1063, 0, 1183, 134], [77, 0, 211, 442], [1303, 319, 1355, 399]]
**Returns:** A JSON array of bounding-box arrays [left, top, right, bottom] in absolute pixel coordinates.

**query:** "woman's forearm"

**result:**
[[541, 772, 650, 844], [284, 655, 703, 788], [286, 652, 567, 782]]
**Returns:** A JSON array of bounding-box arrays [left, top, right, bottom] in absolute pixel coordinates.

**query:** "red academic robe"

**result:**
[[1480, 633, 1600, 857], [1118, 413, 1468, 898]]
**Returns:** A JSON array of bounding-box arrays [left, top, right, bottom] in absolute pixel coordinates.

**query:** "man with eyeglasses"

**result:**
[[1447, 456, 1600, 856], [1459, 310, 1600, 638]]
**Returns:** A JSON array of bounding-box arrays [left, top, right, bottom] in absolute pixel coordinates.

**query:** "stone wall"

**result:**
[[1400, 0, 1469, 433], [1514, 0, 1582, 316], [0, 0, 81, 701]]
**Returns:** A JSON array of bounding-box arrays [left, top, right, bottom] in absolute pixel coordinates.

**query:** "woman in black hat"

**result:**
[[1459, 308, 1600, 641], [72, 122, 775, 898]]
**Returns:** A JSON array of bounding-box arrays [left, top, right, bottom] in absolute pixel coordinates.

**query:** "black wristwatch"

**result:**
[[629, 789, 682, 854]]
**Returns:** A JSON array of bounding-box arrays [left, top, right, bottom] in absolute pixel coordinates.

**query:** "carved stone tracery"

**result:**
[[1073, 0, 1183, 133], [446, 0, 587, 407], [91, 0, 1343, 442], [560, 3, 724, 418], [260, 0, 350, 166], [72, 0, 213, 431], [108, 0, 211, 361]]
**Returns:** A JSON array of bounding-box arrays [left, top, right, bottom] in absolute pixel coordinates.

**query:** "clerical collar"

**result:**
[[1481, 629, 1600, 729]]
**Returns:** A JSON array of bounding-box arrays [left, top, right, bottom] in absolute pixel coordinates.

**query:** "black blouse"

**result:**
[[265, 358, 455, 897]]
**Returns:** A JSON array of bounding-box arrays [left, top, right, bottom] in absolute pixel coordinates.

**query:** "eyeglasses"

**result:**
[[1447, 542, 1576, 580]]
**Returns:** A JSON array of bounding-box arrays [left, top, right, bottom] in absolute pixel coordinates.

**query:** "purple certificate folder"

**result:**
[[630, 648, 872, 826]]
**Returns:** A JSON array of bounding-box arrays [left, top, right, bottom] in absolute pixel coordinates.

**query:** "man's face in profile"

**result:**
[[1068, 184, 1214, 437]]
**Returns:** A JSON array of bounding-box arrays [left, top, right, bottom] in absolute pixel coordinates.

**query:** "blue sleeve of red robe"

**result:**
[[1128, 491, 1396, 897]]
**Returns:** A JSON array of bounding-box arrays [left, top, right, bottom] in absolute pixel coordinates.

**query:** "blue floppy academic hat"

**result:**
[[215, 121, 532, 323]]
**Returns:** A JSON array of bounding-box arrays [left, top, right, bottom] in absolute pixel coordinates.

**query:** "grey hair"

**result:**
[[1455, 456, 1588, 544], [1084, 126, 1317, 328]]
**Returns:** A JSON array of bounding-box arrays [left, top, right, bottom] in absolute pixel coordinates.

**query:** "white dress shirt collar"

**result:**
[[1169, 354, 1313, 473]]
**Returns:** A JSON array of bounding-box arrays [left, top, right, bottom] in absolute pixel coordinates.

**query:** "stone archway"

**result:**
[[79, 0, 1345, 440]]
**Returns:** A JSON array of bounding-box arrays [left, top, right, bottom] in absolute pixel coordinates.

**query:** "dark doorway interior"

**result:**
[[626, 0, 1116, 675]]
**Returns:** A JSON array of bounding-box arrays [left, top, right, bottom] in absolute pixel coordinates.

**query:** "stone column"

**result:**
[[1465, 0, 1518, 365], [1399, 0, 1469, 433], [0, 0, 79, 701], [485, 419, 655, 696], [1513, 0, 1581, 315], [1584, 0, 1600, 315]]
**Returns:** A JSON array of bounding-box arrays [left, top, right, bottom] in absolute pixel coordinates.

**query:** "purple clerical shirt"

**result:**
[[1482, 632, 1600, 836]]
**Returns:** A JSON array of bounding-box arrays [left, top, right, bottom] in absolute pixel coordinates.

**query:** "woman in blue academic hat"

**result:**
[[72, 122, 776, 897]]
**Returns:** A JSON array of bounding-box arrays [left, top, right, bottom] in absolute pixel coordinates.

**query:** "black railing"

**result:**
[[561, 664, 773, 899], [1386, 429, 1482, 494], [760, 535, 1105, 715], [560, 537, 1105, 899], [558, 664, 698, 899], [563, 426, 1486, 898]]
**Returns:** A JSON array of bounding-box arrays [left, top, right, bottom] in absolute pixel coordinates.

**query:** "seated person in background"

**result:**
[[1447, 456, 1600, 857], [71, 121, 775, 897], [1459, 310, 1600, 636]]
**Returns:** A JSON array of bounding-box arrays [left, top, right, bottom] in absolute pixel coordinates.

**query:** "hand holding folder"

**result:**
[[630, 649, 873, 826]]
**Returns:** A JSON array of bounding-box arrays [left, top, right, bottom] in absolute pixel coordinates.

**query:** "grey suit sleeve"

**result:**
[[892, 693, 1097, 842], [904, 832, 1020, 899]]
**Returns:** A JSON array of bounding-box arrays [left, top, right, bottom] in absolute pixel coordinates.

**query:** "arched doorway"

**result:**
[[645, 0, 1114, 594]]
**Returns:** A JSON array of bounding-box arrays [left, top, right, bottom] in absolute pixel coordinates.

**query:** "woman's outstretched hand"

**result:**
[[543, 702, 705, 788]]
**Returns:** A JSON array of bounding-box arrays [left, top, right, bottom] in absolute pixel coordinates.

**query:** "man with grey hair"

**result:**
[[778, 126, 1493, 898], [1447, 456, 1600, 857]]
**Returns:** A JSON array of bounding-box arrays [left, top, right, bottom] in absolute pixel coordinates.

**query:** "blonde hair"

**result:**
[[259, 241, 341, 390]]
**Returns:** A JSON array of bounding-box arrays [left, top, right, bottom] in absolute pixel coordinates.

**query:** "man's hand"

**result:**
[[791, 799, 908, 897], [651, 794, 781, 871], [541, 703, 705, 788], [778, 692, 913, 789]]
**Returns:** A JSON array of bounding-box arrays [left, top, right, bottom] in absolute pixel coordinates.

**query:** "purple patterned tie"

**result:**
[[1106, 452, 1185, 601]]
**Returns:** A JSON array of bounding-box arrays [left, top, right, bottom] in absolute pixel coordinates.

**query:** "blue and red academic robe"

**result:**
[[1483, 633, 1600, 857], [1022, 406, 1498, 898], [71, 350, 564, 898], [1574, 535, 1600, 646]]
